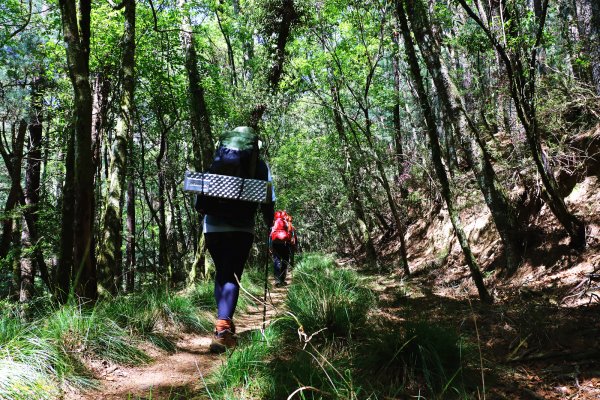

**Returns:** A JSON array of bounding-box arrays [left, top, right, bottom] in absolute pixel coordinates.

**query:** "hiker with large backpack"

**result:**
[[269, 210, 297, 286], [195, 126, 274, 354]]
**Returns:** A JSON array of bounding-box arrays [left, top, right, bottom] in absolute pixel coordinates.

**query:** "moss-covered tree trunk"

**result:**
[[125, 175, 136, 293], [58, 0, 97, 301], [98, 0, 136, 296]]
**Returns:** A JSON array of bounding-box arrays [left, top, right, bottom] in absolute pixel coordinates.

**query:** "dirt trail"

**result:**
[[68, 286, 287, 400]]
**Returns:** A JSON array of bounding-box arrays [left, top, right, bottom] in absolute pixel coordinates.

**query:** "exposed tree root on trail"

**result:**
[[67, 286, 288, 400]]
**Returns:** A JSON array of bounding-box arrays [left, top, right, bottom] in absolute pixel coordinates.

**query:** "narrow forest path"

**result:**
[[68, 286, 288, 400]]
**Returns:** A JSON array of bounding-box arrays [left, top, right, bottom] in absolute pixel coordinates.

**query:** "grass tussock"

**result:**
[[286, 253, 375, 338], [209, 327, 280, 399], [99, 288, 212, 351]]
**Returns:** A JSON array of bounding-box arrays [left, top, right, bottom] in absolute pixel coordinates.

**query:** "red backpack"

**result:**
[[270, 211, 292, 244]]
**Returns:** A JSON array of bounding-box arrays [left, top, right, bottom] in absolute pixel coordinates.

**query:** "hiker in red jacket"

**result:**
[[269, 210, 297, 286]]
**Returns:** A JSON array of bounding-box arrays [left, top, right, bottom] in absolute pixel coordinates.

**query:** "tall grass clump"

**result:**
[[286, 253, 375, 338], [42, 303, 150, 366], [0, 284, 223, 399], [0, 314, 61, 399], [99, 288, 212, 351], [361, 321, 467, 398], [208, 326, 280, 399], [0, 303, 130, 398]]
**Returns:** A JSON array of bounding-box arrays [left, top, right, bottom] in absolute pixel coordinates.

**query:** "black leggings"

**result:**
[[205, 232, 254, 320]]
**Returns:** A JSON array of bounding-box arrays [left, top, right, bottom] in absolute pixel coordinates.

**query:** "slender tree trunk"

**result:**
[[179, 0, 214, 171], [19, 218, 34, 304], [20, 76, 52, 300], [232, 0, 254, 83], [158, 167, 170, 280], [406, 0, 525, 273], [97, 0, 136, 296], [397, 0, 492, 303], [366, 118, 410, 274], [248, 0, 299, 125], [0, 121, 26, 259], [391, 30, 413, 263], [179, 0, 215, 284], [56, 130, 75, 302], [58, 0, 97, 301], [125, 175, 136, 293], [330, 85, 378, 263], [9, 219, 21, 301], [392, 30, 406, 182], [215, 5, 237, 88]]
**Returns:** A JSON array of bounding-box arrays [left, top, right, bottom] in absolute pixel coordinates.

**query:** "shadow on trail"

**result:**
[[379, 282, 600, 399]]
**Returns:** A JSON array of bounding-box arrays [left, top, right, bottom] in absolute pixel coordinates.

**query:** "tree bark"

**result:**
[[0, 121, 26, 259], [179, 0, 214, 171], [58, 0, 97, 301], [56, 129, 75, 302], [97, 0, 136, 296], [19, 218, 35, 304], [125, 175, 135, 293], [397, 0, 492, 303], [91, 72, 110, 177], [157, 125, 171, 282], [20, 76, 52, 302]]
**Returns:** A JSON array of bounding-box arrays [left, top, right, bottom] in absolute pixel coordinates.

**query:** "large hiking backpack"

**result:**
[[270, 211, 293, 244], [194, 127, 261, 220]]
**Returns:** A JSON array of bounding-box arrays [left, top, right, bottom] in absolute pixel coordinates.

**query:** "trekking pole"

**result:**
[[262, 231, 269, 331]]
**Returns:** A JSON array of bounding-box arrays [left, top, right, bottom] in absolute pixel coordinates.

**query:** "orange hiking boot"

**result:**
[[209, 319, 237, 354]]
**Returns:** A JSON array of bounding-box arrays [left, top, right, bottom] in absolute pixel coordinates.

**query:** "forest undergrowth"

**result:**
[[0, 269, 265, 400], [2, 242, 599, 400]]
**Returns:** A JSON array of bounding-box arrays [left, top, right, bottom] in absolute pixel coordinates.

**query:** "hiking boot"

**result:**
[[275, 280, 287, 287], [209, 319, 236, 354], [209, 329, 236, 354]]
